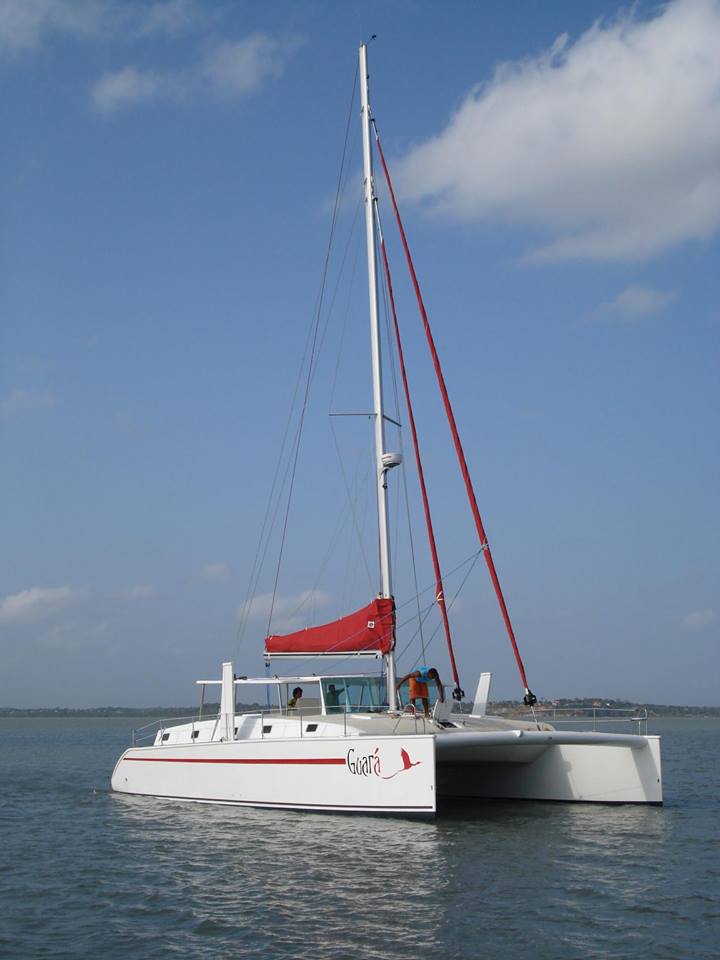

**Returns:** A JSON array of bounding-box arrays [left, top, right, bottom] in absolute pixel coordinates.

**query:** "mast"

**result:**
[[359, 42, 397, 710]]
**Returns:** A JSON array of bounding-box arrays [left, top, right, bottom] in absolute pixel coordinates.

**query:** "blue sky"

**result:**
[[1, 0, 718, 707]]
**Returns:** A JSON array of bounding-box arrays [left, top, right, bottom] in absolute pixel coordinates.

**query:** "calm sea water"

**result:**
[[0, 717, 718, 960]]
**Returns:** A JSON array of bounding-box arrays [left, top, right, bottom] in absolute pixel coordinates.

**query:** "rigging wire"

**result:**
[[235, 62, 359, 658], [372, 119, 536, 707], [375, 200, 464, 698], [324, 207, 378, 599], [377, 253, 403, 566], [339, 450, 373, 610], [266, 62, 359, 639], [235, 303, 318, 656], [255, 193, 360, 642], [397, 549, 483, 669], [399, 455, 427, 664], [282, 493, 352, 624], [236, 301, 330, 655], [312, 196, 363, 397], [330, 418, 375, 591], [286, 551, 482, 663], [327, 205, 363, 412], [236, 180, 361, 655], [376, 217, 427, 663]]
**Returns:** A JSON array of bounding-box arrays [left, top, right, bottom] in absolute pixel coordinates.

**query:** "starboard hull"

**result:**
[[436, 731, 662, 804]]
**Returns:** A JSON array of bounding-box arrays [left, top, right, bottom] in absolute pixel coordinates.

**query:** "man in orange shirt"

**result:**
[[396, 666, 444, 718]]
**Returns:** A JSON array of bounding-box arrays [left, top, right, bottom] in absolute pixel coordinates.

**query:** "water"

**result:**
[[0, 718, 718, 959]]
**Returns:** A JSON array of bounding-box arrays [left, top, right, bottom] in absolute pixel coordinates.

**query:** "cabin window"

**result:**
[[191, 730, 199, 739], [161, 733, 170, 742], [305, 723, 318, 733], [321, 677, 386, 714], [262, 724, 272, 734], [284, 683, 321, 712]]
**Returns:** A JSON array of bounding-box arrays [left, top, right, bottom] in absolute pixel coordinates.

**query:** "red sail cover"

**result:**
[[265, 597, 395, 656]]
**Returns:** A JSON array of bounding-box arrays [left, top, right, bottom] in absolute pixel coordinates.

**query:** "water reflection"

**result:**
[[111, 797, 450, 958], [109, 792, 676, 959]]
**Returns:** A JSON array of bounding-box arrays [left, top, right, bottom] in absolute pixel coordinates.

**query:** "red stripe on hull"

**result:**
[[124, 756, 346, 765]]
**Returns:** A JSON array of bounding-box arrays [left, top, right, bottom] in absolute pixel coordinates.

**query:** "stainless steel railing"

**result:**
[[130, 696, 448, 747], [511, 706, 649, 734], [132, 714, 215, 746], [131, 704, 372, 745]]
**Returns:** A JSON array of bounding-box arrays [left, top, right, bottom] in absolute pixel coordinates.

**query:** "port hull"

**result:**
[[111, 734, 437, 814]]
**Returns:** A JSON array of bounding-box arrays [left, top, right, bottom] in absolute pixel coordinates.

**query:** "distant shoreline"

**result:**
[[1, 700, 718, 719]]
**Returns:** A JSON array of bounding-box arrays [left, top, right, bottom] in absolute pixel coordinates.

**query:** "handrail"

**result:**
[[133, 714, 199, 735], [132, 714, 200, 746], [511, 706, 649, 734], [129, 701, 418, 747]]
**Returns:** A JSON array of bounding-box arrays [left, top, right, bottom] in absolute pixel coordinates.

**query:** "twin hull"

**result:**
[[111, 730, 662, 814]]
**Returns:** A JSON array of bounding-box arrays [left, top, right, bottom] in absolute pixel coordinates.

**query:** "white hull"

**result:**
[[436, 730, 662, 805], [112, 733, 437, 815], [112, 720, 662, 813]]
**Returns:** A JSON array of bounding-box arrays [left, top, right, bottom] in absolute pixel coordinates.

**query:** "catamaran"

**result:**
[[111, 44, 662, 814]]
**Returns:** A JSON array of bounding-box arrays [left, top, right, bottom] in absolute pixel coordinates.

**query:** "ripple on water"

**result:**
[[0, 717, 718, 960]]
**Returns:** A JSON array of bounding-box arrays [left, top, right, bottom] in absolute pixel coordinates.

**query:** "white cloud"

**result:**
[[199, 35, 295, 97], [238, 589, 332, 635], [0, 586, 86, 623], [115, 584, 157, 599], [135, 0, 196, 37], [93, 66, 166, 113], [38, 618, 111, 652], [396, 0, 720, 262], [0, 0, 197, 54], [201, 563, 230, 582], [586, 285, 673, 323], [683, 608, 717, 629], [0, 388, 56, 417], [0, 0, 108, 52], [92, 33, 299, 113]]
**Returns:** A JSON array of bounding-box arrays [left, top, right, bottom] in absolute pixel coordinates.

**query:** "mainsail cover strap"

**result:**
[[264, 597, 395, 657]]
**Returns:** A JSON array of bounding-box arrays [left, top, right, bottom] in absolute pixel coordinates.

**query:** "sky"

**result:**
[[1, 0, 718, 708]]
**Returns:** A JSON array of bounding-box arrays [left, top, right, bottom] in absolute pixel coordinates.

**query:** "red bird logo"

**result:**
[[381, 747, 422, 779], [401, 748, 420, 770]]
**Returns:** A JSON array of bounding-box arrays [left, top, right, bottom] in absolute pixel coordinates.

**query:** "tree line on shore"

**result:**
[[1, 697, 718, 718]]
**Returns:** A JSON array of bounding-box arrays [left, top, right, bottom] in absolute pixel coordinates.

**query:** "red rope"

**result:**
[[377, 224, 462, 695], [373, 126, 535, 703]]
